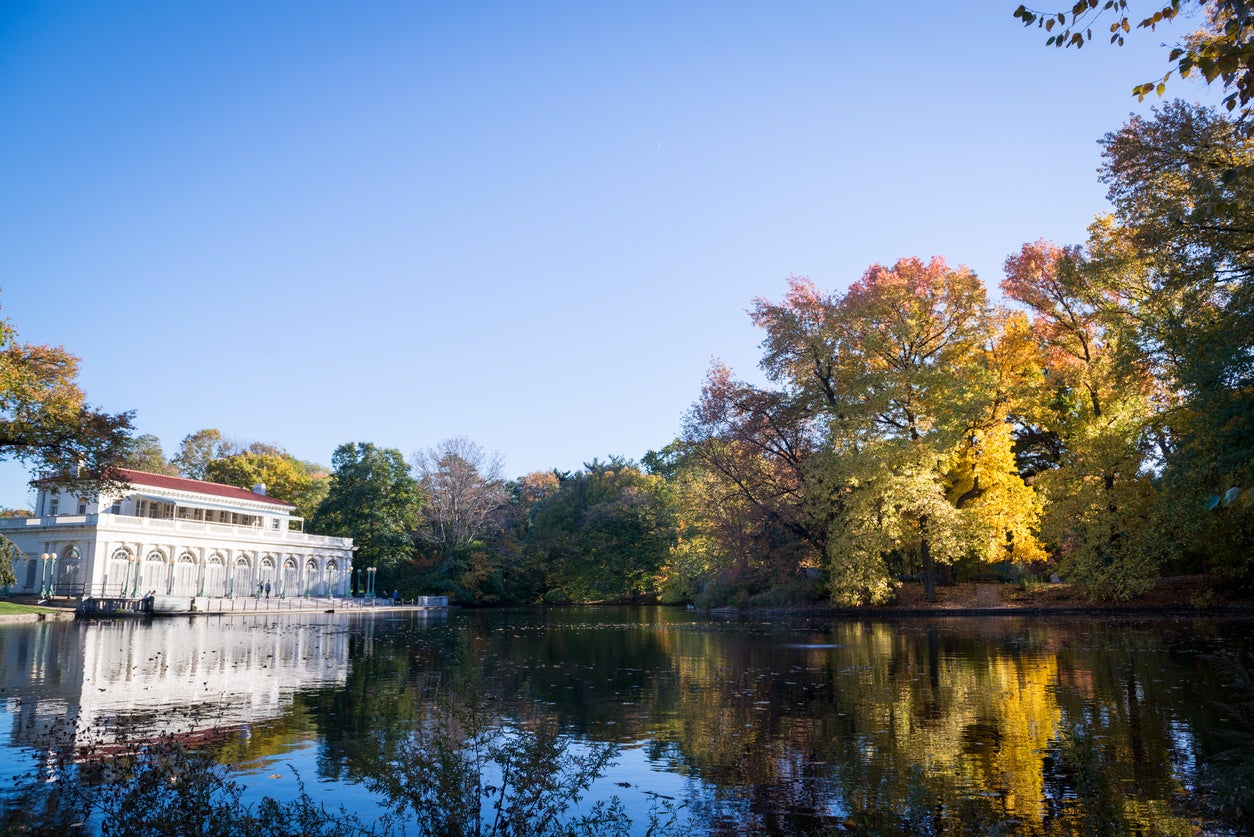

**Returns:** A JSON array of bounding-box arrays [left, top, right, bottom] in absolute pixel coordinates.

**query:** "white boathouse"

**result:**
[[0, 469, 353, 600]]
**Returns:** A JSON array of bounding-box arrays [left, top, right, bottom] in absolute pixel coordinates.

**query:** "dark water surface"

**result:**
[[2, 607, 1251, 834]]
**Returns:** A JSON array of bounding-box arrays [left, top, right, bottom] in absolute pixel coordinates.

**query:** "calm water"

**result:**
[[1, 607, 1252, 834]]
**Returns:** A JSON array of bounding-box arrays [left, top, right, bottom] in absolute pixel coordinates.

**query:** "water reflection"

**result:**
[[1, 609, 1250, 835], [0, 613, 445, 751]]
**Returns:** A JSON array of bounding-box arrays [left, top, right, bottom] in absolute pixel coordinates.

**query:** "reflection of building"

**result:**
[[0, 615, 362, 751], [0, 469, 353, 599]]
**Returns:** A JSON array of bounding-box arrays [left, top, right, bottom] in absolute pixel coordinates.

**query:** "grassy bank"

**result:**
[[0, 601, 62, 616]]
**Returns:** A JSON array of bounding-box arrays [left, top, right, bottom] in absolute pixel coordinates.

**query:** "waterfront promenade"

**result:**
[[3, 593, 448, 618]]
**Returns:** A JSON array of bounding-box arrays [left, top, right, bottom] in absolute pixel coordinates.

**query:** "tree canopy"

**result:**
[[309, 443, 424, 585]]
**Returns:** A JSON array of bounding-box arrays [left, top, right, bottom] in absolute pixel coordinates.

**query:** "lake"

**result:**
[[1, 607, 1251, 835]]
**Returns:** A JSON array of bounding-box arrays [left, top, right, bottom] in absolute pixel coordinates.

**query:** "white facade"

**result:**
[[0, 469, 353, 599]]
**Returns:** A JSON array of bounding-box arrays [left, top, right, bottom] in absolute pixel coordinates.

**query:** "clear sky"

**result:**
[[0, 1, 1219, 509]]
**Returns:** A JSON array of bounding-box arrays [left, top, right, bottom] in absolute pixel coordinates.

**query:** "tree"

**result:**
[[0, 306, 134, 496], [407, 438, 513, 604], [750, 260, 1043, 604], [1094, 102, 1254, 580], [528, 458, 676, 602], [309, 443, 423, 587], [412, 437, 509, 552], [1003, 239, 1163, 599], [203, 450, 316, 516], [172, 428, 230, 480], [821, 259, 1005, 602], [1013, 0, 1254, 123], [677, 362, 829, 604], [994, 104, 1254, 595], [119, 434, 178, 475]]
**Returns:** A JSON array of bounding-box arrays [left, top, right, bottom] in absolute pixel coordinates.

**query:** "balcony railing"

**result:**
[[0, 513, 351, 548]]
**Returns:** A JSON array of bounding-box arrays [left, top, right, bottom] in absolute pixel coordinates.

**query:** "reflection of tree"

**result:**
[[635, 618, 1212, 834], [92, 609, 1244, 836]]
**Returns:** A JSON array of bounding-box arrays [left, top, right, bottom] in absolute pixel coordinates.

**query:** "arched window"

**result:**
[[58, 546, 82, 593], [171, 552, 198, 596], [141, 549, 169, 597], [106, 548, 133, 596]]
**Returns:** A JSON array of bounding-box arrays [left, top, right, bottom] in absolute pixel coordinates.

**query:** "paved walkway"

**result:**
[[50, 594, 449, 618]]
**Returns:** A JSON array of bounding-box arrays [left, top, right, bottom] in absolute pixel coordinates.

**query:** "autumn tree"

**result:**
[[749, 261, 1047, 603], [675, 362, 829, 606], [203, 450, 318, 517], [0, 308, 134, 496], [406, 437, 513, 603], [820, 259, 1032, 602], [1003, 239, 1163, 598], [309, 443, 423, 589]]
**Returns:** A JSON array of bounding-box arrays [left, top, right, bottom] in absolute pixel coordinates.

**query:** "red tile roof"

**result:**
[[113, 469, 296, 509]]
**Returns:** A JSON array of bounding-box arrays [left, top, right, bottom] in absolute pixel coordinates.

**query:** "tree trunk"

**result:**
[[920, 515, 936, 602]]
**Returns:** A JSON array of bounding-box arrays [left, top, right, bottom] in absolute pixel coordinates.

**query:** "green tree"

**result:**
[[1095, 102, 1254, 581], [309, 443, 423, 588], [171, 428, 230, 480], [119, 434, 177, 475], [528, 458, 676, 602]]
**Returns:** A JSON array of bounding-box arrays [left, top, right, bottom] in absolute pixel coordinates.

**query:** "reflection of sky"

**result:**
[[231, 734, 700, 833], [234, 740, 387, 823]]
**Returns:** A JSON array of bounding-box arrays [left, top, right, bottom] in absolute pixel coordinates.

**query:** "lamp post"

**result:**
[[39, 552, 57, 598], [366, 566, 376, 598]]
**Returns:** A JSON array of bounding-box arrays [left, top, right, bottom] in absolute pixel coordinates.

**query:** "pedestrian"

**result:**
[[264, 580, 271, 599]]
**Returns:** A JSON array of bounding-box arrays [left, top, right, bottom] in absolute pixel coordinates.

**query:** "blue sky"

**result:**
[[0, 1, 1218, 508]]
